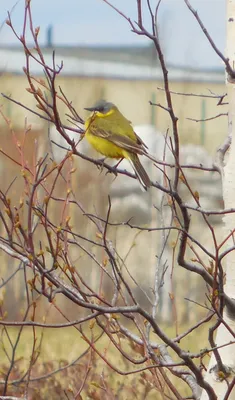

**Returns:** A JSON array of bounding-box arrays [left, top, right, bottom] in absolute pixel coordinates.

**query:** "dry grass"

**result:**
[[0, 315, 211, 399]]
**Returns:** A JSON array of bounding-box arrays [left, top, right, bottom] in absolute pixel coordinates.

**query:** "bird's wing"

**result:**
[[109, 133, 146, 155], [89, 125, 146, 156]]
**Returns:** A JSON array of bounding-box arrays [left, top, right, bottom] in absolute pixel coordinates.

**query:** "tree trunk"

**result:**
[[200, 0, 235, 398]]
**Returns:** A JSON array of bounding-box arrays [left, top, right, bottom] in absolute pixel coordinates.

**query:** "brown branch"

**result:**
[[157, 86, 228, 105], [187, 113, 228, 122], [184, 0, 235, 78]]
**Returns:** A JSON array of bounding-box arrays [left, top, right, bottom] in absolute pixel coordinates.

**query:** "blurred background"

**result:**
[[0, 0, 226, 324]]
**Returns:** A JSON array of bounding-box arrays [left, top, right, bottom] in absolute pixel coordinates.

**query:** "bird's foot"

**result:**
[[96, 157, 107, 172], [105, 158, 123, 177]]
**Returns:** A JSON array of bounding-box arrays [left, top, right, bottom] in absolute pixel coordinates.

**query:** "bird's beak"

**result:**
[[84, 106, 96, 112]]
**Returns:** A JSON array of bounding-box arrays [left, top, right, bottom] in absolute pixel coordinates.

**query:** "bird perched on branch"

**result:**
[[84, 100, 152, 191]]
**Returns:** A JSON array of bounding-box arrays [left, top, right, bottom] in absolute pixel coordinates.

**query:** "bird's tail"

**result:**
[[128, 154, 151, 191]]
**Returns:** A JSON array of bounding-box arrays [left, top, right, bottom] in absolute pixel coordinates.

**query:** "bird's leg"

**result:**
[[105, 158, 124, 177], [113, 158, 123, 169]]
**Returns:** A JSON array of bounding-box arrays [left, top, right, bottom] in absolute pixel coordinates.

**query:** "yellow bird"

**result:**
[[84, 100, 151, 191]]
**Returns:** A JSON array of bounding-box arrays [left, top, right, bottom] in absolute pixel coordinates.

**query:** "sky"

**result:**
[[0, 0, 225, 69]]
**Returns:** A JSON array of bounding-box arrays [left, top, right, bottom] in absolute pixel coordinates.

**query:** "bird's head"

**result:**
[[84, 100, 116, 118]]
